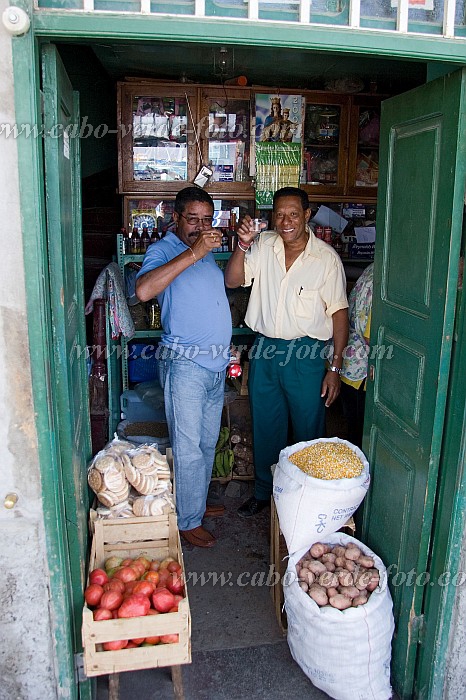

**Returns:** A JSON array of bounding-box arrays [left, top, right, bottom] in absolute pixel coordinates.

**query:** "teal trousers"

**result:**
[[248, 335, 326, 500]]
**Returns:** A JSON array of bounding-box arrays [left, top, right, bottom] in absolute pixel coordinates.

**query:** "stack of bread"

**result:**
[[87, 438, 174, 518]]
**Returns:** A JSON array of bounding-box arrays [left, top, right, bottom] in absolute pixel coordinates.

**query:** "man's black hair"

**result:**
[[273, 187, 309, 211], [175, 187, 214, 215]]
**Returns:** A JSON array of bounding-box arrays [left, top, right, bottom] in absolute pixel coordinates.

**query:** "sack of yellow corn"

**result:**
[[273, 438, 370, 555]]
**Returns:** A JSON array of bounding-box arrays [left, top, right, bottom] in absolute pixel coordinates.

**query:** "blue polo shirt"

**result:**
[[137, 232, 231, 372]]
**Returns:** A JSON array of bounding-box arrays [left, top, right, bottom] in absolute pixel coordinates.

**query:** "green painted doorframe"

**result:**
[[11, 32, 79, 698], [12, 15, 466, 696]]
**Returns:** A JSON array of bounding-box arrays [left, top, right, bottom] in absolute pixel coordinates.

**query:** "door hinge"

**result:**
[[411, 614, 425, 645], [74, 652, 86, 683]]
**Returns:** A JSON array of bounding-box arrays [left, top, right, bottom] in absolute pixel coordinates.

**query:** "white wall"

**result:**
[[0, 5, 59, 698]]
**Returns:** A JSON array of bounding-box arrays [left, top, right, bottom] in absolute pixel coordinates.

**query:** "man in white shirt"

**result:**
[[225, 187, 349, 517]]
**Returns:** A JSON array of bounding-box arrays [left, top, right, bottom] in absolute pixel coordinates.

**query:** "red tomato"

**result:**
[[93, 608, 112, 621], [133, 581, 155, 597], [121, 558, 134, 567], [118, 594, 151, 618], [168, 606, 179, 613], [160, 557, 175, 570], [145, 635, 161, 645], [134, 557, 151, 572], [167, 573, 184, 595], [89, 568, 109, 586], [103, 579, 125, 594], [149, 560, 160, 572], [114, 567, 138, 583], [143, 571, 160, 585], [160, 633, 179, 644], [151, 588, 175, 613], [130, 563, 146, 579], [112, 610, 119, 619], [146, 609, 159, 616], [84, 584, 103, 607], [173, 594, 184, 604], [125, 641, 139, 649], [124, 581, 138, 595], [167, 561, 182, 574], [100, 590, 123, 611], [157, 569, 170, 586], [102, 639, 128, 651], [131, 637, 145, 645]]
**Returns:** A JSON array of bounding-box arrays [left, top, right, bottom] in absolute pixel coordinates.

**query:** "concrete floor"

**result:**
[[96, 403, 397, 700], [96, 482, 332, 700]]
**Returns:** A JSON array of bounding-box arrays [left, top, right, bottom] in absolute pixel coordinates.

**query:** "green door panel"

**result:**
[[362, 69, 466, 699], [42, 43, 93, 699]]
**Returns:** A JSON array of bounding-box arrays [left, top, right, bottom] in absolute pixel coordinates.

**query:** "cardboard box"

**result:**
[[82, 513, 191, 677]]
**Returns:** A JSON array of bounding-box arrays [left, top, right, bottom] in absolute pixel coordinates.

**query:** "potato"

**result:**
[[318, 571, 339, 589], [326, 587, 339, 599], [329, 594, 352, 610], [366, 568, 380, 592], [344, 546, 362, 561], [333, 546, 346, 558], [308, 560, 327, 575], [352, 594, 369, 607], [299, 581, 309, 593], [338, 585, 360, 599], [305, 570, 316, 586], [338, 570, 354, 587], [344, 559, 356, 573], [321, 553, 336, 564], [335, 556, 346, 568], [309, 543, 327, 559], [358, 555, 375, 569], [354, 570, 373, 590], [308, 583, 329, 607], [298, 567, 308, 580], [324, 561, 336, 572]]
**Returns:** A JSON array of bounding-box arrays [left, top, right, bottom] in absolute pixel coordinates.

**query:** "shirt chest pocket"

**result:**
[[293, 289, 319, 317]]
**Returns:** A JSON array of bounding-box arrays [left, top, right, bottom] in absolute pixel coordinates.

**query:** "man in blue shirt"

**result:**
[[136, 187, 232, 548]]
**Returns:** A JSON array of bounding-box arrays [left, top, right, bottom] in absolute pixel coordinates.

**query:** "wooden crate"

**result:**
[[270, 498, 288, 634], [270, 499, 357, 633], [82, 513, 191, 677]]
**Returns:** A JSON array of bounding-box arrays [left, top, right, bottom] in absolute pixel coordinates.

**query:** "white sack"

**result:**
[[285, 532, 394, 700], [273, 437, 370, 555]]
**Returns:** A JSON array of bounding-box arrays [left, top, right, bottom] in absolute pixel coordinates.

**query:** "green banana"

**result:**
[[215, 426, 230, 452]]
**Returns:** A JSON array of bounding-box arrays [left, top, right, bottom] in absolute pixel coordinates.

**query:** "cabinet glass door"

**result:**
[[118, 84, 197, 193], [302, 96, 348, 196], [347, 98, 381, 198], [201, 89, 253, 194], [132, 94, 188, 183]]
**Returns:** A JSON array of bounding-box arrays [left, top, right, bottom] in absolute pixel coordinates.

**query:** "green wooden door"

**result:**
[[42, 44, 93, 697], [362, 69, 466, 699]]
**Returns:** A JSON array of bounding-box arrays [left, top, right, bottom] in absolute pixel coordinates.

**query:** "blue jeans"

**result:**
[[158, 352, 225, 531]]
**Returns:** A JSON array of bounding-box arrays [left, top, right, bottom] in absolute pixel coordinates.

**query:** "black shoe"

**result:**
[[237, 496, 270, 518]]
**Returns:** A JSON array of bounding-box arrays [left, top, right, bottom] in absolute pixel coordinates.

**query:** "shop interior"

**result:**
[[49, 39, 434, 697]]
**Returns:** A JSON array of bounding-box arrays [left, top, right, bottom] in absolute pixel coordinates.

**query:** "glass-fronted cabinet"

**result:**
[[302, 94, 349, 197], [118, 83, 198, 193], [199, 88, 254, 194], [347, 96, 381, 198]]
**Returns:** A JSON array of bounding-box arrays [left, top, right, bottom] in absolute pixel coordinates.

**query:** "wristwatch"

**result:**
[[328, 365, 342, 375]]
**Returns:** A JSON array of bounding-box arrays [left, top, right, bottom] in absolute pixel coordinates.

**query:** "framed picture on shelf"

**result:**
[[131, 209, 157, 232], [124, 197, 176, 235]]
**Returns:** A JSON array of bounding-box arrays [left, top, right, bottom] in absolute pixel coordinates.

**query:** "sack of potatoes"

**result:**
[[284, 533, 394, 700]]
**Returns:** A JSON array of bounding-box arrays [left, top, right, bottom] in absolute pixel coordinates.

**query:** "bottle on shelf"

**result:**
[[148, 298, 162, 330], [141, 226, 151, 254], [130, 226, 140, 255], [120, 226, 129, 253], [150, 228, 159, 246]]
